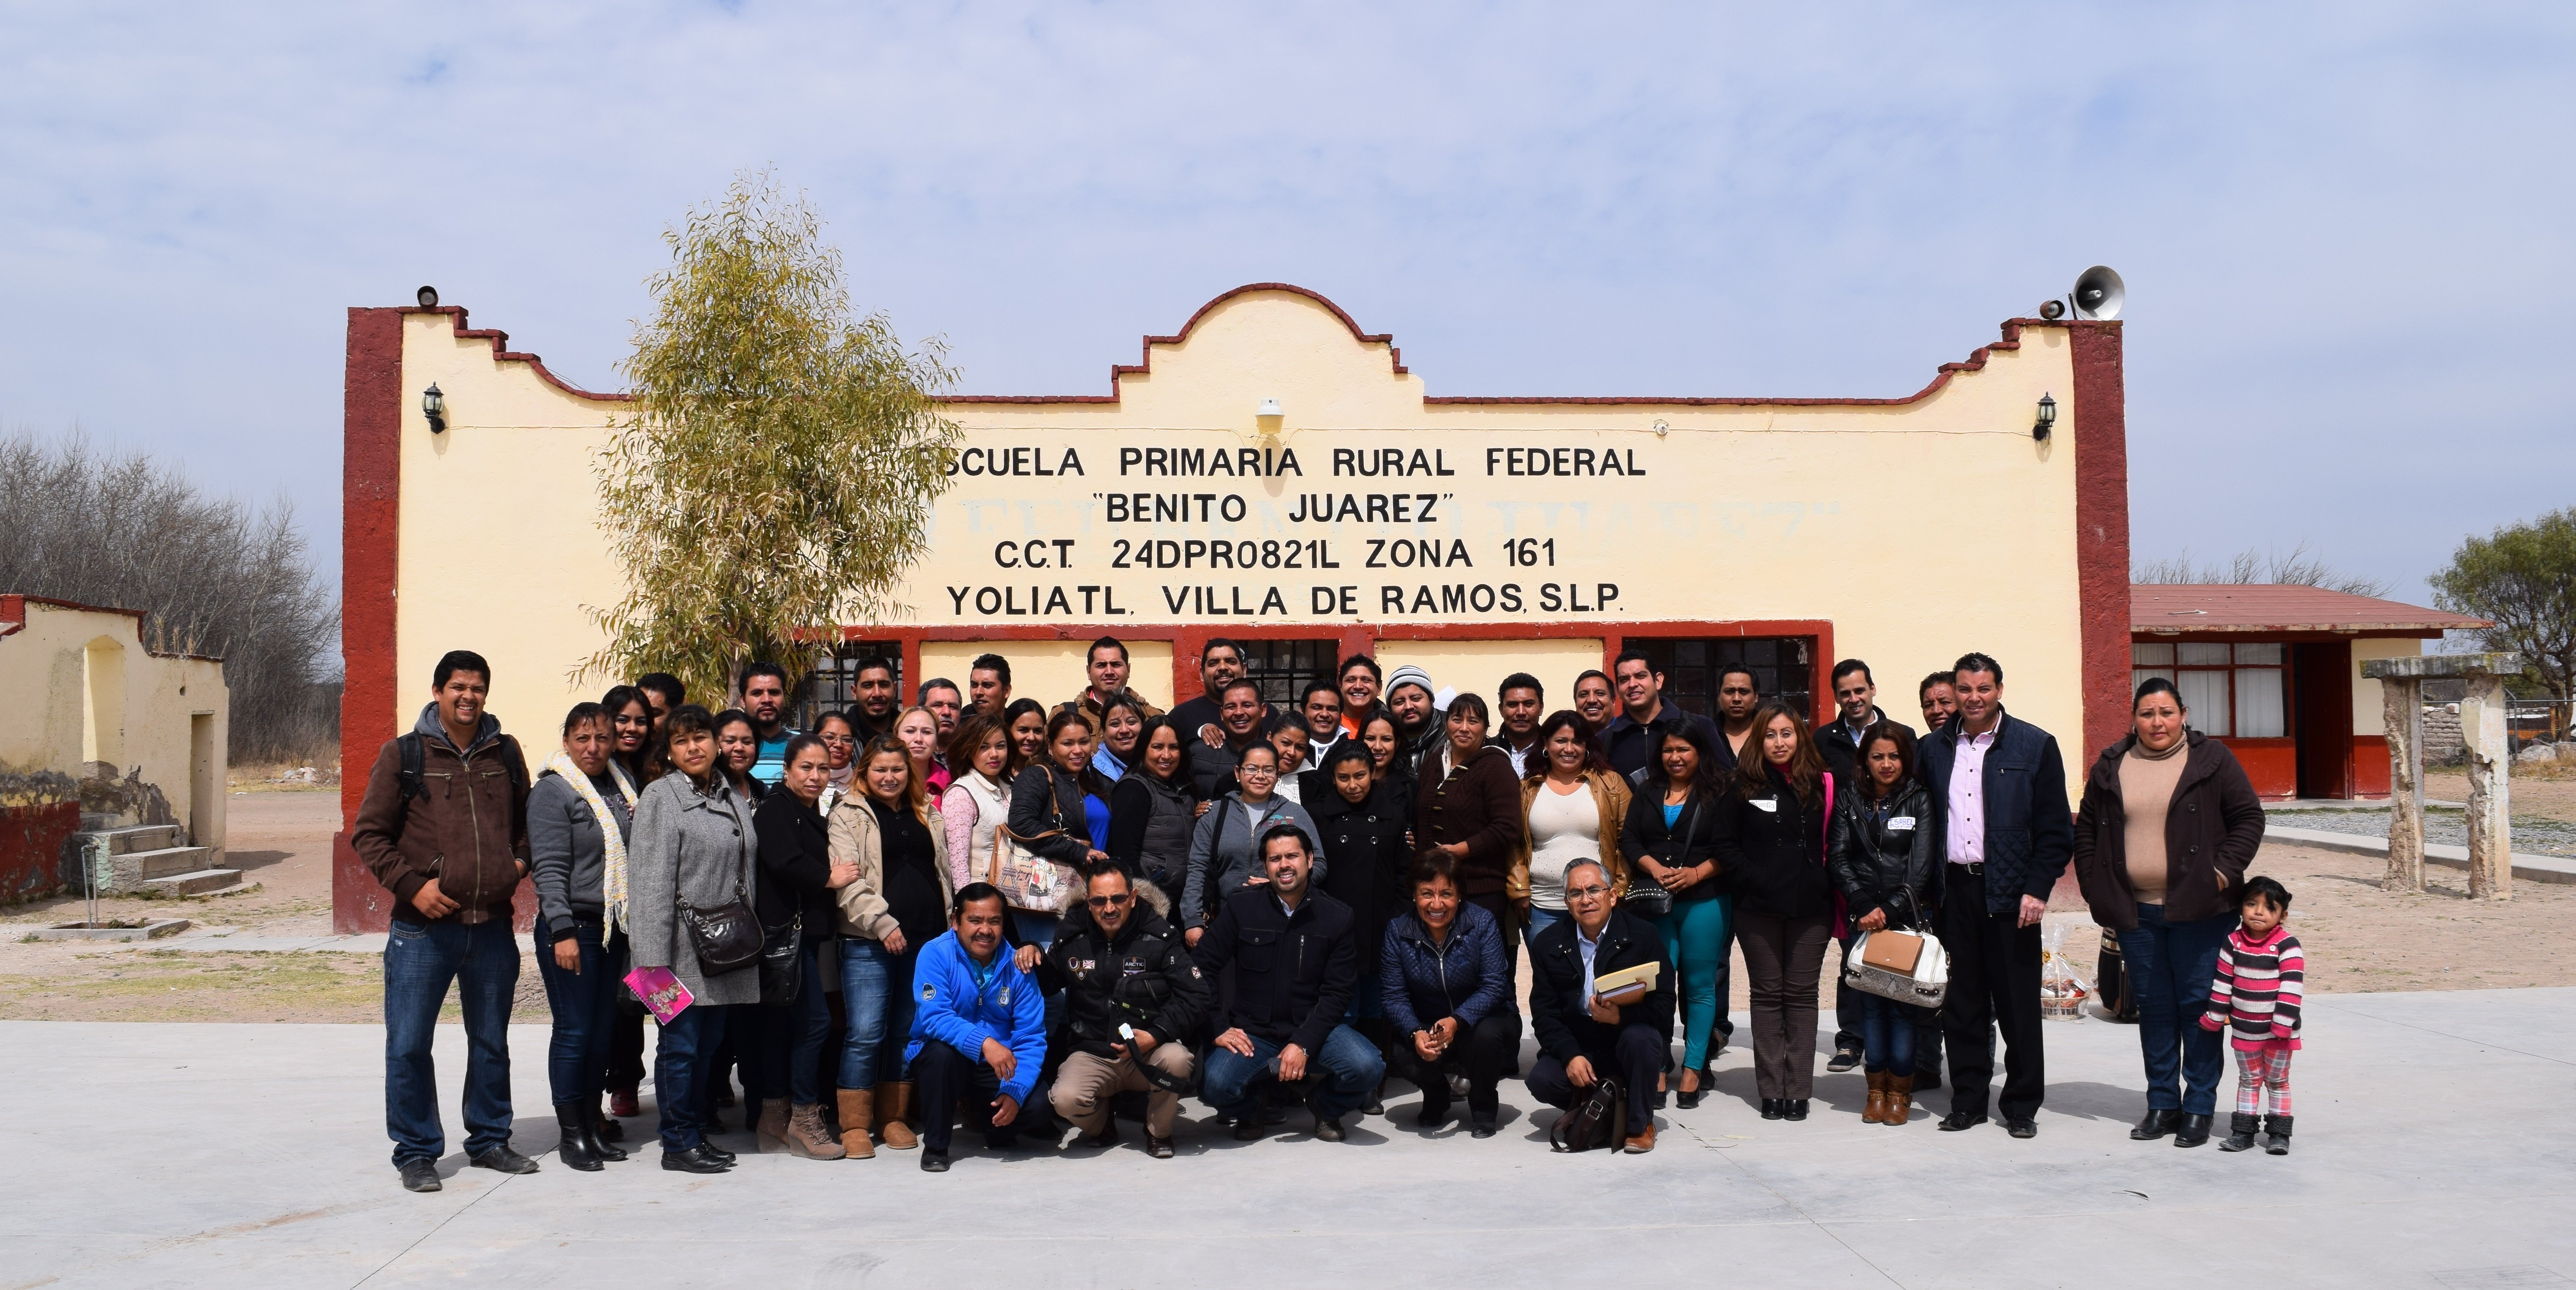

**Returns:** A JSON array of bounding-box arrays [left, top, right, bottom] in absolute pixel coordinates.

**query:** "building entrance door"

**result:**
[[2293, 641, 2353, 799]]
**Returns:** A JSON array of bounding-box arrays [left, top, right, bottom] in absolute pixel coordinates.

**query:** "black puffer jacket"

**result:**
[[1720, 765, 1835, 920], [1039, 897, 1210, 1056], [1825, 778, 1934, 930]]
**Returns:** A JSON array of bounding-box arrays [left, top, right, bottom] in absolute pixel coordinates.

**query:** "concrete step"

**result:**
[[75, 825, 182, 856], [132, 846, 216, 881], [141, 868, 246, 897]]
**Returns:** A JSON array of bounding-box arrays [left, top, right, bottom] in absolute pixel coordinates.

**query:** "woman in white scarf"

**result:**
[[529, 702, 638, 1173]]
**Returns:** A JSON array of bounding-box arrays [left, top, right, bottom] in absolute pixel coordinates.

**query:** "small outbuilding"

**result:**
[[0, 595, 233, 901], [2129, 584, 2490, 801]]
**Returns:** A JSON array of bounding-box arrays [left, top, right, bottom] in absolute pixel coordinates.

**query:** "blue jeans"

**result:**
[[1345, 967, 1386, 1023], [383, 917, 520, 1164], [1860, 992, 1917, 1075], [1201, 1025, 1387, 1123], [534, 922, 626, 1107], [1011, 910, 1060, 952], [753, 938, 834, 1105], [1523, 905, 1565, 952], [2120, 903, 2233, 1115], [1654, 894, 1732, 1070], [838, 937, 920, 1089], [654, 1001, 729, 1150]]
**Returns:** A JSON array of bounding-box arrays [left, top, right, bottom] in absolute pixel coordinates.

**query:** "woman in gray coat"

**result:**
[[627, 704, 762, 1173], [1178, 741, 1320, 944]]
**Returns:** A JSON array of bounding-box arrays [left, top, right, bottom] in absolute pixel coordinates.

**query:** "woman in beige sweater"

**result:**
[[827, 737, 954, 1158]]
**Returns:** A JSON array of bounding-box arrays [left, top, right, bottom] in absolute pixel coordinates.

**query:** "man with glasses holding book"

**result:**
[[1041, 862, 1210, 1159], [1526, 859, 1676, 1154]]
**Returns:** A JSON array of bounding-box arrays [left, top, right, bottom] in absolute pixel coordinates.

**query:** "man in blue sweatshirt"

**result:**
[[905, 883, 1049, 1173]]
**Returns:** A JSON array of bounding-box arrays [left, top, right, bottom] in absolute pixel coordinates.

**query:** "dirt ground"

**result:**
[[7, 786, 2576, 1023]]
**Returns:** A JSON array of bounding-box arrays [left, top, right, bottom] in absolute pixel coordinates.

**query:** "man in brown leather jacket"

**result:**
[[351, 649, 535, 1192]]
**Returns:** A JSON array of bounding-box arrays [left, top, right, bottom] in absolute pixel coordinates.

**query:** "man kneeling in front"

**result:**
[[907, 883, 1047, 1173], [1526, 859, 1676, 1153], [1193, 825, 1384, 1141], [1042, 862, 1209, 1158]]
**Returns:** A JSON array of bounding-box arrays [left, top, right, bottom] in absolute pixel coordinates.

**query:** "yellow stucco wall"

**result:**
[[1376, 639, 1608, 715], [919, 639, 1175, 713], [2353, 636, 2426, 735], [389, 289, 2088, 775], [0, 599, 228, 844]]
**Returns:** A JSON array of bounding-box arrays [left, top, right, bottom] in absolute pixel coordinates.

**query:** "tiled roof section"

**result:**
[[2130, 585, 2491, 634]]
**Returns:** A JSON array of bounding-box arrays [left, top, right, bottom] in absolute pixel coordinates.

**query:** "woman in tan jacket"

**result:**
[[1511, 710, 1632, 952], [827, 737, 954, 1159]]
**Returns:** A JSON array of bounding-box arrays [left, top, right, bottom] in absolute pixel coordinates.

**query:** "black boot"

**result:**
[[2218, 1112, 2260, 1152], [583, 1106, 628, 1162], [2263, 1114, 2293, 1155], [2172, 1113, 2213, 1148], [555, 1103, 603, 1172], [2130, 1108, 2180, 1141]]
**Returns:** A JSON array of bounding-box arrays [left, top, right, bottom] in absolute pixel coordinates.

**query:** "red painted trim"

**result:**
[[2069, 321, 2131, 764], [2132, 628, 2449, 642], [0, 594, 225, 661], [335, 306, 407, 934], [406, 305, 632, 404]]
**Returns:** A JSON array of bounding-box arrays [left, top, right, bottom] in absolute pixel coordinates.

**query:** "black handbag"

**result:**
[[1621, 797, 1695, 920], [678, 794, 763, 975], [2097, 933, 2138, 1023], [1549, 1077, 1626, 1152], [758, 915, 802, 1005]]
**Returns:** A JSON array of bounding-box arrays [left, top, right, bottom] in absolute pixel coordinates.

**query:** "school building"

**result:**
[[330, 281, 2428, 928]]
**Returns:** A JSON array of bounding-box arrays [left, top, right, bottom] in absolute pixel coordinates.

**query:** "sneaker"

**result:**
[[398, 1158, 442, 1193], [1827, 1045, 1863, 1074]]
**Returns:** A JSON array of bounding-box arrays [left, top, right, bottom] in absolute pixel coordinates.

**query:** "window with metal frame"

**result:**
[[2130, 641, 2284, 739], [1233, 638, 1341, 709], [793, 640, 904, 732], [1625, 636, 1815, 724]]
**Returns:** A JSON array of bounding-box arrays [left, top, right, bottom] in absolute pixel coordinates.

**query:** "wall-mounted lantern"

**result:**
[[2032, 392, 2056, 443], [423, 383, 446, 435]]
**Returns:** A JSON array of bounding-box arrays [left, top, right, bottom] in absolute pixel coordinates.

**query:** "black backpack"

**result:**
[[1549, 1077, 1627, 1152], [389, 731, 527, 841]]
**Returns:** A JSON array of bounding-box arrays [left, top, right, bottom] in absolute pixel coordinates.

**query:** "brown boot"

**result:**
[[876, 1082, 920, 1150], [1862, 1070, 1888, 1124], [1884, 1075, 1914, 1126], [756, 1099, 790, 1152], [787, 1103, 847, 1160], [836, 1089, 877, 1159]]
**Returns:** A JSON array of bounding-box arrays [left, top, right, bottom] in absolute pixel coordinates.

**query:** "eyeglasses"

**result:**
[[1085, 893, 1132, 909], [1566, 884, 1612, 900], [1238, 764, 1278, 778]]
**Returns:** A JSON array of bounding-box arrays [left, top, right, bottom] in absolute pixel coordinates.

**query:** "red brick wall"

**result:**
[[0, 801, 79, 904]]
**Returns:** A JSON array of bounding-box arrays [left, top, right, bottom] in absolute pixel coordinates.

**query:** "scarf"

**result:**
[[541, 751, 637, 935]]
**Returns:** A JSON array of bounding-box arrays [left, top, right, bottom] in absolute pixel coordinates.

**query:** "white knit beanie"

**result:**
[[1384, 664, 1435, 700]]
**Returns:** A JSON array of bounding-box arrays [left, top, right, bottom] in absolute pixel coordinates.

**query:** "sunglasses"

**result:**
[[1085, 893, 1133, 909]]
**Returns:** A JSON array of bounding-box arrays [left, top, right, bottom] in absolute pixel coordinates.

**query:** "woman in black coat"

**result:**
[[1617, 720, 1733, 1108], [1309, 740, 1413, 1014], [1720, 701, 1837, 1122], [749, 734, 859, 1159], [1004, 708, 1111, 950], [1824, 721, 1934, 1126]]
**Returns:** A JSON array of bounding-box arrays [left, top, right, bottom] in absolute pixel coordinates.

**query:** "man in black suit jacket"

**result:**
[[1526, 859, 1677, 1153]]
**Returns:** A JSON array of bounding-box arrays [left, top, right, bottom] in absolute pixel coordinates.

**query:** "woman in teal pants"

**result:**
[[1619, 722, 1732, 1108]]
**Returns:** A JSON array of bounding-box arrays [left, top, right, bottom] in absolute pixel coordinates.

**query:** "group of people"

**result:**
[[355, 634, 2303, 1190]]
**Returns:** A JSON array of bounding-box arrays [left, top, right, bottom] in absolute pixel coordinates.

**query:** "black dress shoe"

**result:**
[[1312, 1105, 1347, 1141], [919, 1149, 950, 1173], [1939, 1110, 1989, 1132], [1675, 1076, 1705, 1110], [1417, 1100, 1454, 1130], [2006, 1118, 2038, 1139], [1146, 1135, 1176, 1159], [1233, 1117, 1266, 1141], [1651, 1086, 1670, 1110], [470, 1145, 540, 1174], [1784, 1099, 1810, 1121], [2131, 1108, 2182, 1141], [661, 1146, 730, 1173], [1470, 1118, 1497, 1139], [2172, 1113, 2213, 1148], [398, 1157, 442, 1193], [585, 1121, 628, 1163], [1760, 1098, 1785, 1120], [697, 1140, 737, 1164]]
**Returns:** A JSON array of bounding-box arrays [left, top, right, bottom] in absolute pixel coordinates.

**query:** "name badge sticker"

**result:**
[[1889, 816, 1916, 830], [1751, 799, 1778, 813]]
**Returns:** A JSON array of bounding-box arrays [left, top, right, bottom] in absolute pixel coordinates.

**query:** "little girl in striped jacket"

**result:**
[[2201, 875, 2302, 1154]]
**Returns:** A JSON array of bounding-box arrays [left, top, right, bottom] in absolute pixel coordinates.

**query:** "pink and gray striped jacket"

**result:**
[[2202, 923, 2303, 1051]]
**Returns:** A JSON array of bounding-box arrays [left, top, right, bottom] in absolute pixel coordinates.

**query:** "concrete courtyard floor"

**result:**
[[5, 989, 2573, 1290]]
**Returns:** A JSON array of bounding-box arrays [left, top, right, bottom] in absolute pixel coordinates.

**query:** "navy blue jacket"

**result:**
[[1378, 900, 1513, 1033], [1915, 708, 2074, 914], [1527, 908, 1676, 1063], [1192, 885, 1358, 1052]]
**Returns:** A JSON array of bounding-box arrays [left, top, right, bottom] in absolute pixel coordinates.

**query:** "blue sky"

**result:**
[[3, 3, 2569, 604]]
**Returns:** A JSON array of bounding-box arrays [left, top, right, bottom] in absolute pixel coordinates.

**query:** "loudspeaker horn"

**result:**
[[2071, 265, 2125, 320]]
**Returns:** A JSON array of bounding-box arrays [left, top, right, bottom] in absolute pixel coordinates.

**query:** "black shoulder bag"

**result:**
[[1549, 1076, 1627, 1152], [679, 790, 763, 975]]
